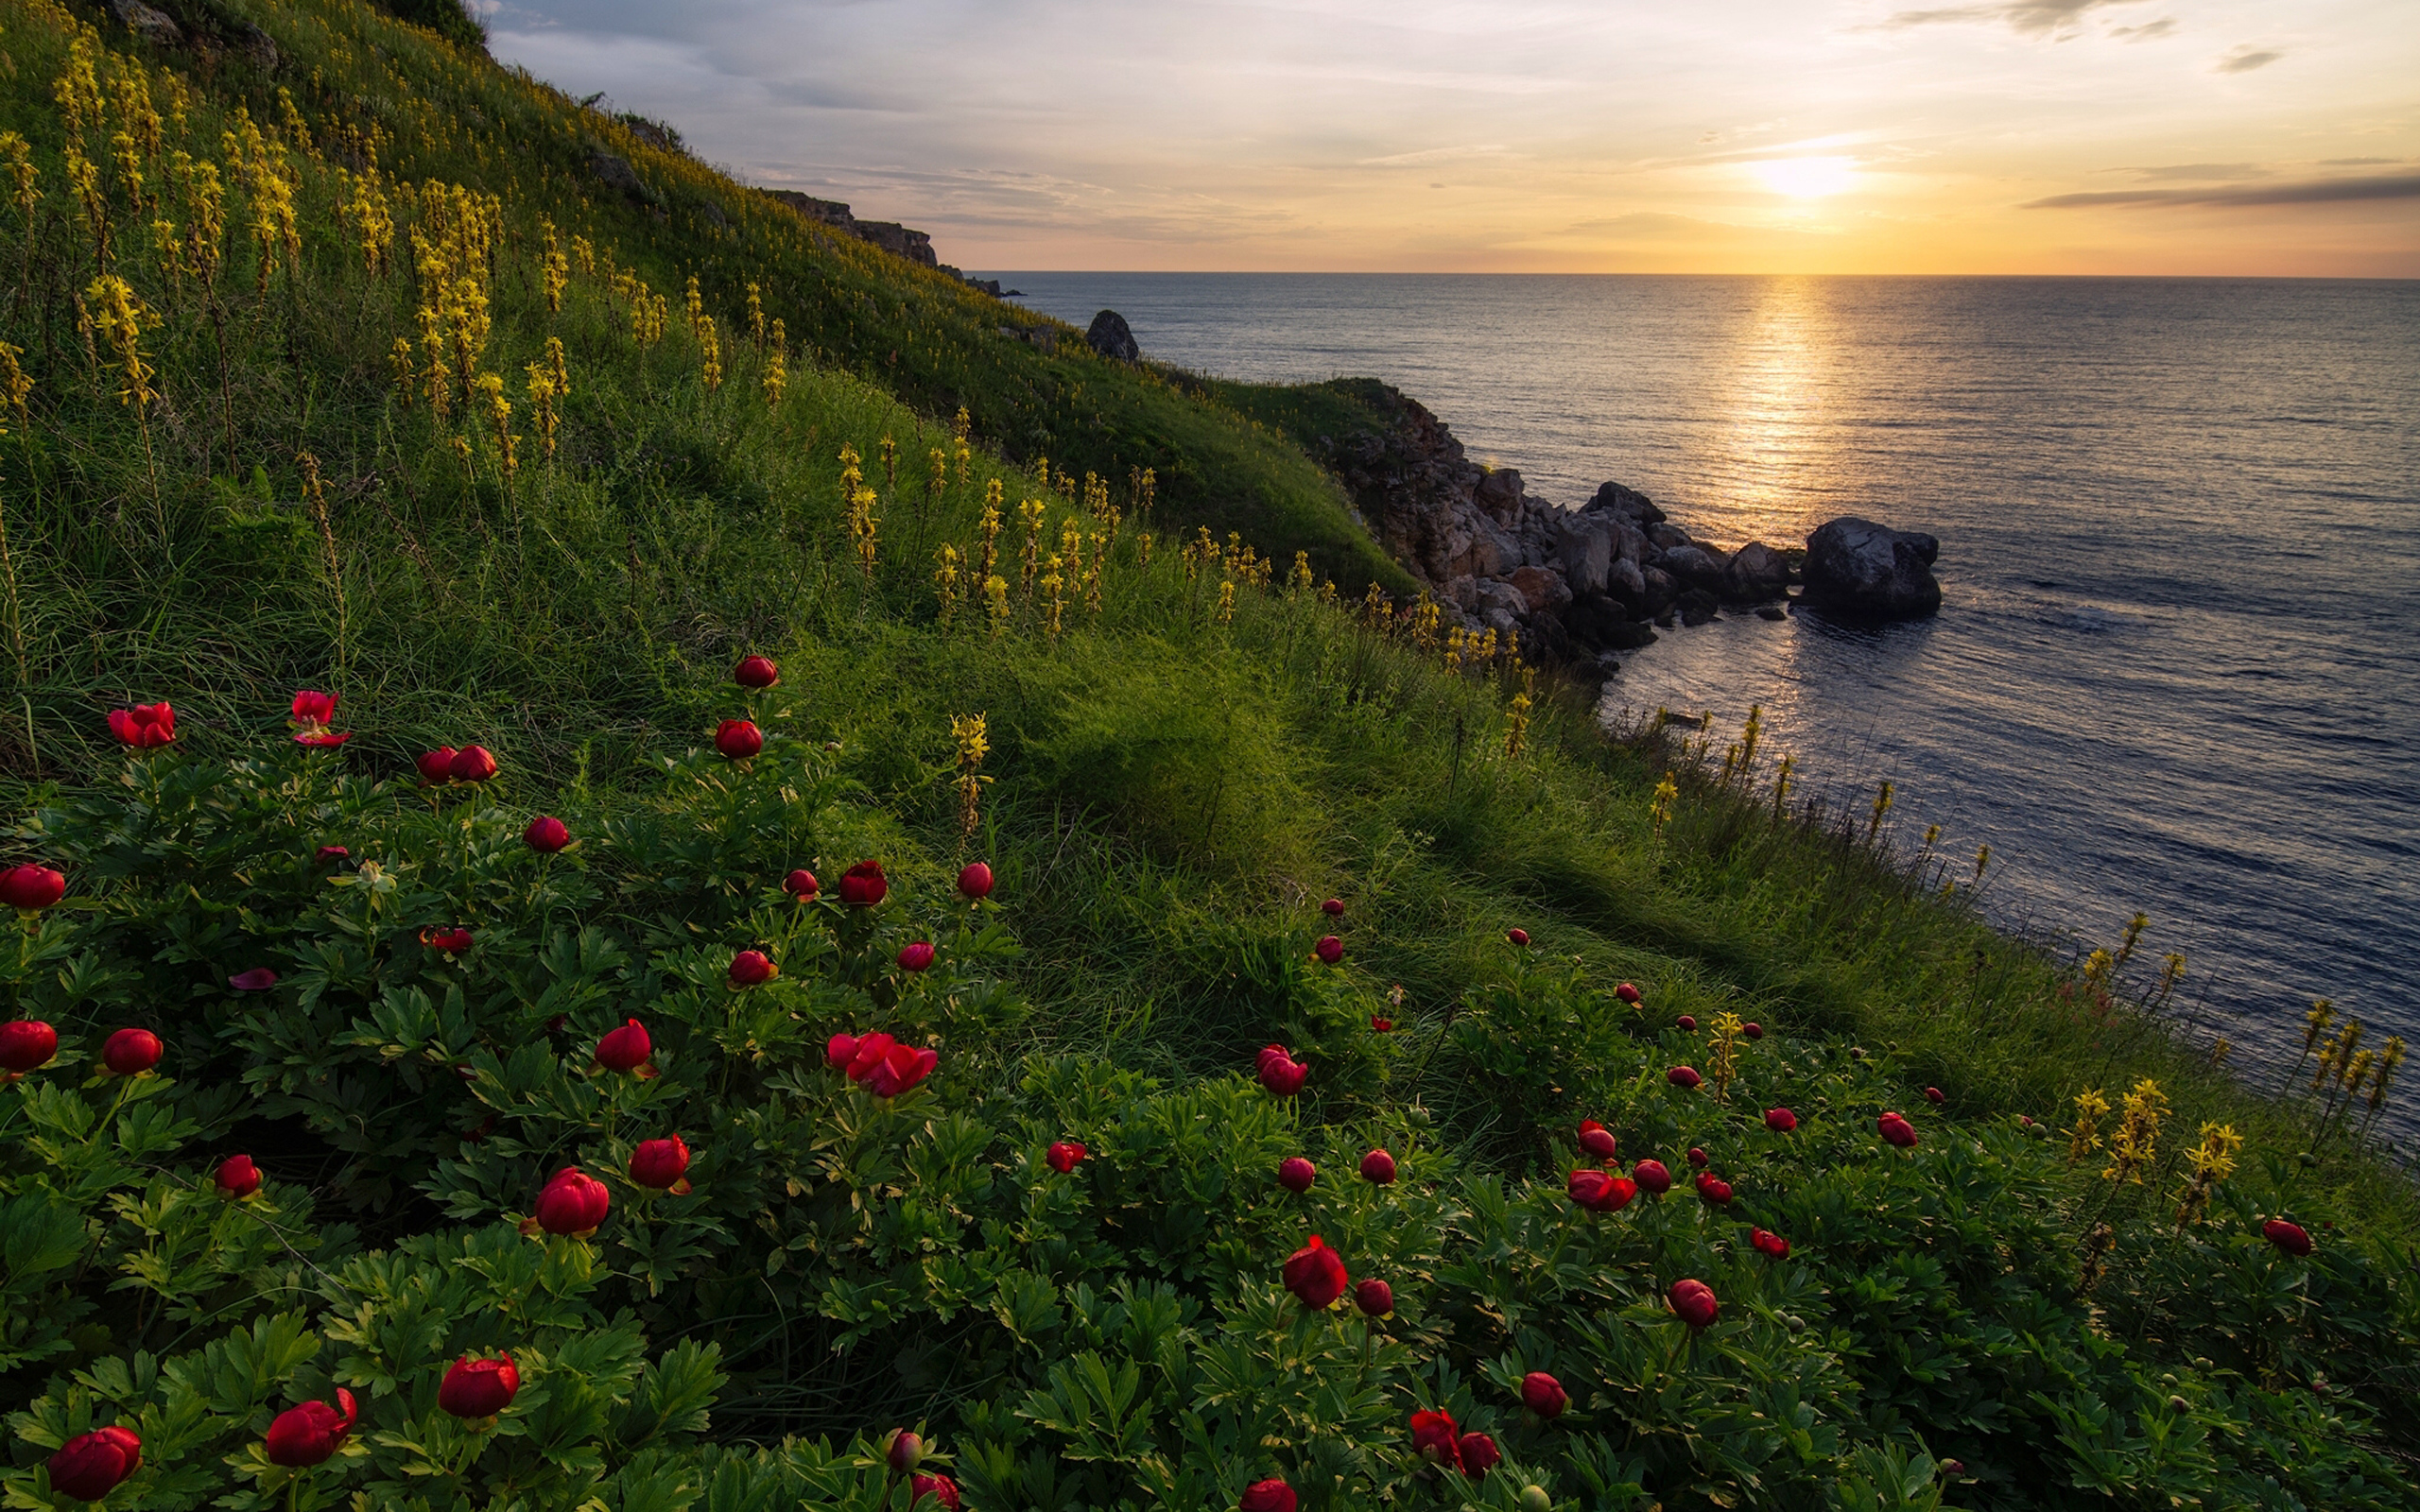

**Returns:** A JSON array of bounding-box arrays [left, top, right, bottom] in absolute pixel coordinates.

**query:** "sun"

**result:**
[[1753, 157, 1858, 198]]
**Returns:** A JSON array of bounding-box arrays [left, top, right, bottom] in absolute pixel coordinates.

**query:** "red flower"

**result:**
[[1567, 1169, 1637, 1213], [2262, 1218, 2313, 1257], [1238, 1479, 1295, 1512], [1371, 1016, 1393, 1032], [108, 702, 176, 747], [630, 1136, 691, 1192], [714, 719, 764, 760], [897, 941, 935, 972], [420, 926, 474, 953], [838, 860, 889, 906], [1633, 1160, 1672, 1195], [533, 1167, 610, 1236], [1282, 1234, 1349, 1310], [1751, 1228, 1791, 1259], [216, 1154, 262, 1198], [1743, 1022, 1764, 1040], [785, 868, 820, 900], [1506, 927, 1530, 947], [1314, 934, 1343, 965], [0, 1019, 57, 1073], [290, 690, 337, 728], [293, 730, 352, 748], [958, 861, 994, 900], [1409, 1408, 1461, 1468], [316, 845, 349, 863], [1667, 1066, 1702, 1090], [596, 1019, 651, 1073], [887, 1431, 925, 1472], [1878, 1112, 1919, 1148], [103, 1027, 162, 1075], [1578, 1120, 1616, 1160], [1256, 1045, 1307, 1096], [826, 1033, 859, 1069], [1046, 1141, 1087, 1173], [1685, 1146, 1708, 1169], [1925, 1086, 1945, 1105], [1520, 1370, 1567, 1418], [1765, 1108, 1798, 1133], [1694, 1173, 1734, 1205], [47, 1425, 142, 1500], [438, 1355, 520, 1419], [228, 968, 279, 991], [734, 654, 780, 688], [728, 949, 777, 987], [1359, 1148, 1397, 1184], [0, 864, 66, 911], [1355, 1277, 1393, 1315], [1616, 982, 1641, 1005], [264, 1390, 357, 1468], [1677, 1014, 1697, 1032], [863, 1042, 938, 1097], [1277, 1157, 1316, 1193], [1321, 897, 1344, 916], [450, 746, 499, 782], [1668, 1279, 1720, 1330], [842, 1033, 897, 1080], [417, 747, 458, 784], [524, 816, 569, 853], [910, 1473, 961, 1510], [1459, 1433, 1500, 1475]]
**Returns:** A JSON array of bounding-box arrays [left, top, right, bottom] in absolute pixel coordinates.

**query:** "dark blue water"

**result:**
[[999, 274, 2420, 1141]]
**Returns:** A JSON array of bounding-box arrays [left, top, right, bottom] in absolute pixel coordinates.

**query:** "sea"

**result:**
[[996, 273, 2420, 1145]]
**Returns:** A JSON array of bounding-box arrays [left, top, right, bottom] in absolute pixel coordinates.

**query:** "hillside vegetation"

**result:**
[[1, 3, 2415, 1510]]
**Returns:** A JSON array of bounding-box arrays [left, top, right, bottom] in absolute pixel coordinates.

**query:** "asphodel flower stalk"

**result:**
[[983, 574, 1010, 638], [1650, 772, 1680, 831], [1708, 1012, 1742, 1099], [476, 372, 515, 480], [1017, 500, 1046, 600], [1503, 674, 1534, 760], [977, 482, 1002, 583], [934, 543, 963, 626], [83, 275, 157, 410], [2066, 1087, 2111, 1164], [952, 713, 990, 837], [1044, 555, 1067, 639], [1289, 550, 1313, 595], [2171, 1121, 2241, 1228], [2100, 1079, 2168, 1186], [1866, 780, 1894, 844]]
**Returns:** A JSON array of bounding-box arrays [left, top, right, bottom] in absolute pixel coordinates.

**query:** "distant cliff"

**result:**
[[761, 191, 1005, 296]]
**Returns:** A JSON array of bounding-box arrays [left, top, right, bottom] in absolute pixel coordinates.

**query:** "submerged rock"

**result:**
[[1803, 517, 1942, 620]]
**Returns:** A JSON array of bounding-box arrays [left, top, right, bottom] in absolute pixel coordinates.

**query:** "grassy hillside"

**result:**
[[0, 2, 2415, 1509]]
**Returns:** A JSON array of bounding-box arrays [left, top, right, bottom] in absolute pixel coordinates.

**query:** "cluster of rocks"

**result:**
[[99, 0, 281, 68], [758, 193, 1011, 297]]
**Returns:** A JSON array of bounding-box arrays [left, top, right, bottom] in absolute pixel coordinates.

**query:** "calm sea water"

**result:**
[[999, 273, 2420, 1142]]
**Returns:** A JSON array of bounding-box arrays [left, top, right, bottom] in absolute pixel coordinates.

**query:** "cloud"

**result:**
[[1877, 1, 2150, 38], [2118, 163, 2266, 181], [2023, 174, 2420, 209], [1356, 145, 1513, 167], [2107, 17, 2175, 42], [2215, 44, 2281, 74]]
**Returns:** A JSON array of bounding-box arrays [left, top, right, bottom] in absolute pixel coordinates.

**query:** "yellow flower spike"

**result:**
[[1650, 771, 1680, 831], [2066, 1087, 2110, 1164], [982, 574, 1010, 639], [933, 543, 962, 627], [2100, 1079, 2167, 1185], [952, 713, 989, 836], [1866, 780, 1894, 843]]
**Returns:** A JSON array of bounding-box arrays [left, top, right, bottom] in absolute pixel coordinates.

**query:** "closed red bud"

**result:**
[[1686, 1146, 1708, 1169], [1942, 1459, 1966, 1478], [0, 1019, 58, 1073], [1633, 1160, 1672, 1195], [450, 746, 499, 783], [1925, 1086, 1945, 1105], [263, 1390, 356, 1468], [863, 1042, 937, 1097], [438, 1355, 520, 1419], [1616, 982, 1641, 1004], [1677, 1014, 1697, 1031], [108, 702, 176, 747], [1695, 1173, 1734, 1205], [1277, 1157, 1316, 1193], [734, 654, 780, 688], [728, 949, 776, 987], [1321, 897, 1344, 916], [898, 941, 935, 972], [826, 1032, 859, 1069], [1521, 1370, 1567, 1418], [1878, 1111, 1920, 1148], [533, 1166, 611, 1235], [1046, 1141, 1087, 1173], [1567, 1168, 1637, 1213], [1743, 1022, 1764, 1040], [596, 1019, 651, 1072], [714, 719, 764, 760], [629, 1136, 691, 1191], [1410, 1408, 1461, 1468], [957, 862, 994, 900], [886, 1430, 925, 1473], [104, 1026, 163, 1075], [1668, 1278, 1720, 1330], [1766, 1108, 1798, 1133], [2020, 1114, 2034, 1127], [1238, 1479, 1296, 1512], [1506, 927, 1530, 946], [1355, 1277, 1393, 1315], [1282, 1233, 1349, 1310], [0, 864, 66, 911], [1359, 1148, 1397, 1184], [1667, 1066, 1702, 1090], [1256, 1045, 1307, 1096], [1752, 1228, 1791, 1259], [524, 816, 569, 853], [838, 860, 889, 906], [2262, 1218, 2313, 1256], [420, 926, 474, 953], [215, 1154, 262, 1197], [1578, 1120, 1616, 1160], [910, 1473, 961, 1510], [785, 868, 820, 900], [317, 845, 349, 863], [228, 968, 279, 991], [47, 1425, 142, 1500], [418, 747, 458, 783], [1314, 934, 1342, 964], [1459, 1432, 1500, 1474]]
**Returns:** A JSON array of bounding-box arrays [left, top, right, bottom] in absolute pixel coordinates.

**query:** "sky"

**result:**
[[476, 1, 2420, 275]]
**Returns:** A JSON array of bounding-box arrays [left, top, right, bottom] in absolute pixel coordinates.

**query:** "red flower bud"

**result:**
[[1878, 1111, 1920, 1148], [1277, 1157, 1316, 1193], [1238, 1478, 1295, 1512], [47, 1425, 142, 1500], [1685, 1146, 1708, 1169], [1752, 1228, 1791, 1259], [215, 1154, 262, 1197], [838, 860, 889, 906], [1354, 1277, 1393, 1315], [1668, 1278, 1720, 1330], [0, 1019, 57, 1073], [1459, 1432, 1500, 1475], [1666, 1066, 1702, 1090], [1577, 1120, 1616, 1161], [1743, 1022, 1763, 1040], [1765, 1108, 1798, 1133], [1409, 1409, 1461, 1468], [1616, 982, 1641, 1005], [714, 719, 764, 760], [417, 747, 458, 783], [438, 1355, 520, 1419], [420, 926, 474, 953], [957, 861, 994, 900], [264, 1390, 356, 1468], [1925, 1086, 1945, 1105], [1314, 934, 1343, 965], [1694, 1173, 1734, 1205], [1567, 1168, 1636, 1213], [734, 654, 780, 689], [1046, 1141, 1087, 1173], [1370, 1016, 1393, 1032], [1521, 1370, 1567, 1418], [897, 941, 935, 972], [1256, 1045, 1307, 1096], [524, 816, 569, 853], [228, 968, 279, 991], [317, 845, 349, 863], [2262, 1218, 2313, 1256], [910, 1473, 961, 1510], [1942, 1459, 1966, 1478], [596, 1019, 651, 1073], [450, 746, 499, 783], [728, 949, 776, 987], [108, 702, 176, 747], [1633, 1159, 1672, 1195], [1677, 1014, 1697, 1032], [886, 1430, 925, 1473], [103, 1026, 163, 1075], [1321, 897, 1344, 916], [1359, 1148, 1397, 1184], [0, 864, 66, 911], [1282, 1233, 1349, 1310], [533, 1166, 610, 1236], [826, 1032, 859, 1069], [630, 1136, 691, 1191], [863, 1042, 938, 1097], [785, 868, 821, 900], [1506, 927, 1530, 947]]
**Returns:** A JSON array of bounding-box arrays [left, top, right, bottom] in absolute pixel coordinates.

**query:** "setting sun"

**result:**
[[1753, 157, 1858, 198]]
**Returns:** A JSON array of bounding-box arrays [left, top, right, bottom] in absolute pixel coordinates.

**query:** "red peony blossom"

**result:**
[[293, 730, 352, 748], [1633, 1160, 1672, 1195], [216, 1154, 262, 1198], [1567, 1168, 1637, 1213], [103, 1026, 163, 1075], [0, 1019, 57, 1073], [1578, 1120, 1617, 1161], [1751, 1228, 1791, 1259], [887, 1431, 925, 1472], [838, 860, 889, 906], [317, 845, 349, 863], [1409, 1409, 1461, 1468], [1765, 1108, 1798, 1133], [417, 747, 458, 784], [533, 1167, 610, 1236], [596, 1019, 651, 1073], [290, 690, 337, 728], [957, 862, 994, 901], [109, 702, 176, 747], [1359, 1148, 1397, 1185], [842, 1033, 897, 1081], [1667, 1066, 1702, 1090], [0, 864, 67, 911], [863, 1042, 937, 1097], [1238, 1478, 1295, 1512], [1695, 1173, 1734, 1205], [728, 949, 777, 987], [1314, 934, 1343, 965], [228, 968, 279, 991], [1506, 927, 1530, 947], [420, 926, 474, 953], [910, 1473, 962, 1510], [1668, 1279, 1720, 1330], [1743, 1022, 1763, 1040], [524, 816, 570, 853], [1282, 1234, 1349, 1310], [1677, 1014, 1697, 1032], [1277, 1157, 1316, 1194], [1925, 1086, 1945, 1105], [734, 655, 780, 689], [1686, 1146, 1708, 1169], [265, 1390, 356, 1468], [1371, 1016, 1394, 1032], [47, 1425, 142, 1500], [897, 941, 935, 972], [825, 1033, 859, 1070], [785, 868, 821, 900], [1878, 1112, 1920, 1149], [1355, 1277, 1393, 1316], [438, 1355, 520, 1419], [450, 746, 500, 782], [1321, 897, 1344, 916], [1046, 1141, 1087, 1173], [2262, 1218, 2313, 1257], [1616, 982, 1641, 1005], [714, 719, 764, 760], [1256, 1045, 1307, 1096], [1520, 1370, 1567, 1418], [630, 1136, 692, 1192], [1459, 1433, 1500, 1475]]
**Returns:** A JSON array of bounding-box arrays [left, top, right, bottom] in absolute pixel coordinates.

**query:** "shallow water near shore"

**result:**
[[999, 273, 2420, 1143]]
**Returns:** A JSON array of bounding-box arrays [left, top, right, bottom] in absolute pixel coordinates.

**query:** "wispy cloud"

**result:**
[[2107, 17, 2175, 42], [2117, 163, 2267, 181], [1877, 0, 2150, 38], [1356, 145, 1514, 168], [2215, 44, 2282, 74], [2024, 174, 2420, 209]]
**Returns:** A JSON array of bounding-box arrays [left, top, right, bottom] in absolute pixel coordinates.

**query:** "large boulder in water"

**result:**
[[1803, 517, 1942, 620], [1085, 310, 1140, 362]]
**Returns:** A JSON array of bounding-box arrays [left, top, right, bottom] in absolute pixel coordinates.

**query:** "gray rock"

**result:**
[[1659, 544, 1728, 591], [1508, 564, 1573, 615], [1086, 310, 1140, 363], [103, 0, 182, 47], [1443, 575, 1480, 612], [1454, 513, 1523, 580], [1607, 556, 1647, 604], [1588, 479, 1665, 524], [1641, 565, 1679, 616], [1473, 468, 1525, 522], [1473, 579, 1529, 623], [1756, 605, 1789, 621], [588, 150, 647, 199], [1803, 516, 1943, 619], [1554, 514, 1616, 594], [1614, 521, 1651, 566], [1649, 522, 1694, 552], [1722, 541, 1791, 603]]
